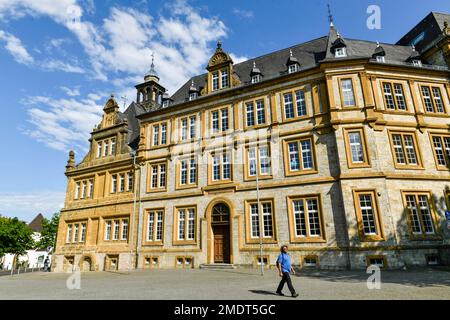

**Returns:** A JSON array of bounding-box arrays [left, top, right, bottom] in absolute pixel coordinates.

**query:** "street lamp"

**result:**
[[129, 150, 138, 273], [251, 148, 264, 276]]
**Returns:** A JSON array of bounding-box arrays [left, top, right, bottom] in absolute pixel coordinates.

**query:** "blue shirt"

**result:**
[[277, 253, 292, 273]]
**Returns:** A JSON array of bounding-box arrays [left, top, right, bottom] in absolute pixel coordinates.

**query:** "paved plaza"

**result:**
[[1, 268, 449, 300]]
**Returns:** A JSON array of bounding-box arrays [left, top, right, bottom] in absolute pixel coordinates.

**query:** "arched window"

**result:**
[[211, 203, 230, 224]]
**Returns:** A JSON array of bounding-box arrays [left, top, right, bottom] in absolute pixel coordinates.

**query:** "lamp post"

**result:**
[[252, 149, 263, 276], [129, 150, 138, 273]]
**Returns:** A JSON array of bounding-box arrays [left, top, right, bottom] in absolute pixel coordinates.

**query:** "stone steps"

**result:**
[[199, 263, 236, 270]]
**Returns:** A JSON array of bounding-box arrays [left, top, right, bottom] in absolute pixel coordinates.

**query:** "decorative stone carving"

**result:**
[[66, 150, 75, 171], [207, 41, 234, 71]]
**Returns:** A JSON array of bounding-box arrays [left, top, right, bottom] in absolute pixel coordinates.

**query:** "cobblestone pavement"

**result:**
[[0, 268, 449, 300]]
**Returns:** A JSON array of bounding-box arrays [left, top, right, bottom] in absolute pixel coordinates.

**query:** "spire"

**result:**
[[327, 3, 334, 27], [145, 52, 160, 82], [250, 60, 262, 76]]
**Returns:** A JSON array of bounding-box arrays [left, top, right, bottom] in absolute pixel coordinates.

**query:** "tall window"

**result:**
[[88, 179, 94, 198], [344, 128, 370, 168], [180, 116, 197, 141], [113, 220, 120, 240], [147, 210, 164, 242], [175, 207, 196, 243], [221, 69, 229, 88], [430, 134, 450, 169], [103, 140, 109, 157], [80, 223, 87, 243], [97, 141, 102, 158], [247, 145, 271, 178], [151, 122, 168, 146], [382, 82, 407, 110], [283, 89, 307, 120], [121, 219, 128, 241], [285, 137, 315, 175], [247, 200, 275, 242], [104, 218, 128, 241], [210, 108, 230, 134], [189, 116, 196, 139], [181, 118, 188, 141], [67, 224, 73, 243], [210, 151, 231, 182], [127, 172, 133, 191], [390, 132, 421, 168], [119, 174, 125, 192], [212, 71, 219, 91], [110, 138, 116, 155], [245, 100, 266, 127], [404, 193, 437, 237], [289, 197, 324, 241], [105, 221, 111, 240], [111, 174, 117, 193], [178, 158, 197, 187], [354, 190, 384, 241], [149, 163, 166, 190], [246, 102, 255, 127], [75, 182, 80, 199], [421, 86, 446, 113], [81, 181, 86, 199], [341, 79, 356, 107]]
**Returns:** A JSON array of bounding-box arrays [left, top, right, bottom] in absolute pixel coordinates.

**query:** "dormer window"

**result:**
[[288, 64, 298, 74], [189, 92, 197, 101], [335, 47, 347, 58], [251, 75, 261, 84], [162, 100, 169, 108], [221, 69, 229, 88], [212, 71, 219, 91], [376, 56, 385, 63], [412, 60, 422, 67]]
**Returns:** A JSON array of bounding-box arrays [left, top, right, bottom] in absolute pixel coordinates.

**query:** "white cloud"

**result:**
[[0, 29, 34, 65], [230, 53, 249, 64], [232, 8, 254, 19], [41, 59, 85, 73], [21, 94, 104, 152], [0, 191, 65, 222], [60, 86, 80, 96]]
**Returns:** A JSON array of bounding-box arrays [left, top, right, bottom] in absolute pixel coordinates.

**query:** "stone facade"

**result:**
[[53, 14, 450, 272]]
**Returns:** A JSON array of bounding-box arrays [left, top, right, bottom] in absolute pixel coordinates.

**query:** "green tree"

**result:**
[[0, 216, 35, 263], [36, 212, 60, 250]]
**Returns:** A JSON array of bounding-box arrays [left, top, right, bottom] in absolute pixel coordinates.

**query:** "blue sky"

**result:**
[[0, 0, 449, 222]]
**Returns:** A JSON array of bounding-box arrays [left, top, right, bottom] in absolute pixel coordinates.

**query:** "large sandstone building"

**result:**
[[54, 12, 450, 272]]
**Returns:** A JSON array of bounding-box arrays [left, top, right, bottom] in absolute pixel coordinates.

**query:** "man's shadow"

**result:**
[[249, 290, 278, 296]]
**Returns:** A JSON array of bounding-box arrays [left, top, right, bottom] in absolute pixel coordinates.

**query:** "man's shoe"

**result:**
[[292, 293, 299, 298], [276, 291, 285, 296]]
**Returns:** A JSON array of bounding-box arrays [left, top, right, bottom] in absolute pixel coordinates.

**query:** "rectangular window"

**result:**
[[161, 123, 167, 145], [105, 221, 111, 240], [383, 83, 395, 109], [344, 128, 370, 168], [211, 111, 219, 133], [252, 75, 260, 84], [285, 137, 315, 175], [75, 182, 80, 199], [110, 138, 116, 155], [97, 141, 102, 158], [210, 151, 231, 183], [341, 79, 356, 107], [256, 100, 266, 125], [121, 219, 128, 241], [390, 132, 421, 168], [176, 207, 196, 243], [283, 93, 295, 119], [431, 134, 450, 169], [88, 179, 94, 198], [246, 145, 271, 178], [104, 140, 109, 157], [178, 157, 197, 187], [221, 69, 229, 88], [113, 220, 120, 240], [383, 82, 407, 111], [212, 72, 219, 91], [127, 172, 133, 191], [403, 193, 437, 237], [295, 90, 307, 116], [246, 102, 255, 127], [147, 210, 164, 242], [81, 181, 86, 199], [394, 84, 407, 110], [221, 108, 229, 131], [247, 200, 275, 242], [72, 224, 79, 242], [283, 89, 308, 120], [80, 223, 86, 243], [151, 122, 168, 147], [111, 174, 117, 193], [181, 118, 188, 141], [67, 224, 73, 243], [119, 174, 125, 192], [288, 64, 297, 74], [421, 86, 446, 114], [152, 125, 160, 146], [289, 197, 324, 241], [189, 116, 196, 139], [149, 163, 166, 190], [353, 190, 383, 241]]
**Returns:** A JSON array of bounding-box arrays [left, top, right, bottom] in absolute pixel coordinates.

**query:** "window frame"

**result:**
[[388, 130, 424, 170], [149, 121, 169, 149], [338, 77, 358, 108], [243, 97, 269, 129], [429, 133, 450, 171], [179, 114, 198, 142], [281, 87, 309, 122], [381, 81, 408, 112], [243, 143, 273, 181], [147, 161, 168, 192], [175, 156, 198, 189], [103, 217, 129, 243], [143, 208, 165, 246], [352, 189, 385, 242], [401, 191, 441, 240], [209, 105, 231, 136], [343, 127, 371, 168], [207, 149, 233, 185], [287, 195, 326, 243], [173, 206, 197, 245], [282, 136, 318, 177], [244, 198, 277, 244], [419, 85, 448, 115]]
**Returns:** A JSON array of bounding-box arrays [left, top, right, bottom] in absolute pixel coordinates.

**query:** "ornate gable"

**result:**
[[207, 41, 233, 71], [97, 94, 121, 130]]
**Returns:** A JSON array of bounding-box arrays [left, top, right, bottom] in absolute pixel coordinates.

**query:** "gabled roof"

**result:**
[[28, 213, 44, 233]]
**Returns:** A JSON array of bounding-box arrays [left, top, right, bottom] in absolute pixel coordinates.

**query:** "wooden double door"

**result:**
[[213, 225, 230, 263]]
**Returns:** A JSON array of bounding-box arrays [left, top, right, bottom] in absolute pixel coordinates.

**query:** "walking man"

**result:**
[[276, 245, 299, 298]]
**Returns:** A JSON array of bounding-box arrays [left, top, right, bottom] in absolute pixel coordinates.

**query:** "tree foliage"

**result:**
[[0, 216, 35, 257], [36, 212, 60, 250]]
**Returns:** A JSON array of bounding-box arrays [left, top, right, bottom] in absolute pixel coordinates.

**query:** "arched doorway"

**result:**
[[81, 257, 92, 272], [211, 203, 231, 263]]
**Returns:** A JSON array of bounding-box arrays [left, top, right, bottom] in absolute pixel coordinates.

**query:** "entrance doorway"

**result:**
[[211, 203, 231, 263]]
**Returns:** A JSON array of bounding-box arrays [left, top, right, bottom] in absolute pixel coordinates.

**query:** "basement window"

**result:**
[[426, 255, 439, 266], [303, 256, 318, 268], [367, 256, 386, 269]]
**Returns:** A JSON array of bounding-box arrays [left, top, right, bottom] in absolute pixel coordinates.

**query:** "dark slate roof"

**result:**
[[123, 102, 147, 149], [28, 213, 44, 233], [169, 33, 419, 106], [397, 12, 450, 52]]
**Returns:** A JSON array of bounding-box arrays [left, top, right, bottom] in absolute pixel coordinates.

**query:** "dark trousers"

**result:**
[[277, 272, 296, 294]]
